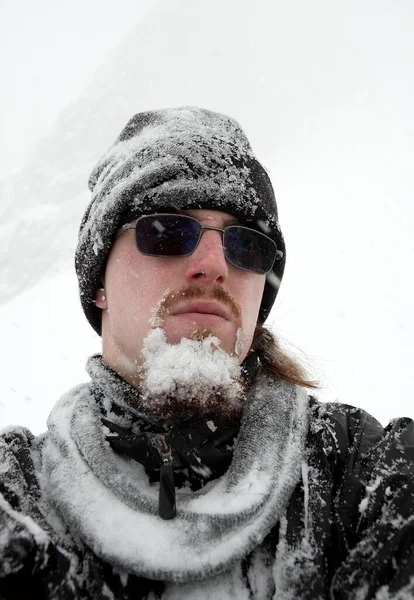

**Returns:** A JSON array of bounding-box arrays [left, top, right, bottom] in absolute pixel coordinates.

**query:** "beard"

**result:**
[[137, 328, 246, 420]]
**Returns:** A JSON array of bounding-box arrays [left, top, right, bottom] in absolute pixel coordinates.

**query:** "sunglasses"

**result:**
[[118, 213, 283, 275]]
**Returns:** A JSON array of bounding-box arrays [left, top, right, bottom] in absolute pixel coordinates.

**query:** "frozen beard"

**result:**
[[138, 328, 246, 419], [138, 285, 248, 419]]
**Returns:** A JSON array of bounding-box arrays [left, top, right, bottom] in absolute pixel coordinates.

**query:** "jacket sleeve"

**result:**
[[329, 409, 414, 599], [0, 428, 73, 599]]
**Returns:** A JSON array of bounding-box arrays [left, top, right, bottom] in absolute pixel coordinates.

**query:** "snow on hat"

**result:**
[[75, 107, 286, 335]]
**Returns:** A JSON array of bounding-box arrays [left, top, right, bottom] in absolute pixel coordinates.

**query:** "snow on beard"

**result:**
[[138, 285, 249, 419]]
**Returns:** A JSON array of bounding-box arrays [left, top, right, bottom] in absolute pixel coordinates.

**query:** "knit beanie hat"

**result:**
[[75, 107, 286, 335]]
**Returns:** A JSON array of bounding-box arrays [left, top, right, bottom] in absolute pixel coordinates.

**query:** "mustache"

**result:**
[[156, 284, 243, 328]]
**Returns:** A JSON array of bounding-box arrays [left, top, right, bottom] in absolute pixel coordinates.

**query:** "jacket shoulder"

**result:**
[[307, 397, 390, 460], [0, 428, 81, 596], [306, 398, 414, 596], [310, 396, 413, 461]]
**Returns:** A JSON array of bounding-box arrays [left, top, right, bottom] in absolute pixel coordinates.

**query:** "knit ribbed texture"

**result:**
[[42, 355, 308, 583]]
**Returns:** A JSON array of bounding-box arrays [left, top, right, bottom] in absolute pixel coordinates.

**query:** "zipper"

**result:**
[[152, 434, 176, 520]]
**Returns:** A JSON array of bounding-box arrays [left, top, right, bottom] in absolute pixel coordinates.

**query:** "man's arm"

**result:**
[[331, 411, 414, 598], [0, 429, 74, 599]]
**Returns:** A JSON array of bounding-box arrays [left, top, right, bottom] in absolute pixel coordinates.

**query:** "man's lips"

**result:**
[[169, 300, 232, 322]]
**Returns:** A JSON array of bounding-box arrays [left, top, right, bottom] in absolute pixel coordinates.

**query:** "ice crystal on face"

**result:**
[[235, 327, 248, 356], [148, 289, 170, 328]]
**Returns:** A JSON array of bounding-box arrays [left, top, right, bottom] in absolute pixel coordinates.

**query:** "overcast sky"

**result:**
[[1, 0, 413, 431], [0, 0, 155, 176]]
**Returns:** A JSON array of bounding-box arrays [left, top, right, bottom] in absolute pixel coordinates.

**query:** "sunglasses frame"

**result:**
[[118, 213, 281, 275]]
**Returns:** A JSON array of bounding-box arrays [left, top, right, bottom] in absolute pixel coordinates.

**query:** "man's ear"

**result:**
[[95, 287, 108, 309]]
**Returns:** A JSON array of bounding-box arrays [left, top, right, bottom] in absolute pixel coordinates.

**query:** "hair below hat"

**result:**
[[75, 107, 286, 334]]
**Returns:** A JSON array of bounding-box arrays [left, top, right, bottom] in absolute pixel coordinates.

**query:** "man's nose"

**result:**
[[184, 229, 229, 285]]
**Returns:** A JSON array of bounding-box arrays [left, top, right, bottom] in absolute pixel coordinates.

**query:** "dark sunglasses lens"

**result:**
[[224, 227, 277, 274], [135, 215, 201, 256]]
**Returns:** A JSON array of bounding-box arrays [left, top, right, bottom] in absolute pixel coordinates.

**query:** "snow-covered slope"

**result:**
[[0, 270, 99, 434], [3, 0, 413, 304], [1, 0, 413, 430]]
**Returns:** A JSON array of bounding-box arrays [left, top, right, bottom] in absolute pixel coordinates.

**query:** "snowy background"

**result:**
[[1, 0, 413, 433]]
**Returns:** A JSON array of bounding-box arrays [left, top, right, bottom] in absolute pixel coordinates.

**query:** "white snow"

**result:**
[[40, 374, 308, 582], [0, 0, 413, 432], [359, 477, 383, 514], [0, 493, 49, 550], [301, 460, 309, 536], [138, 328, 245, 416], [0, 3, 413, 596], [235, 327, 249, 357], [358, 497, 369, 514]]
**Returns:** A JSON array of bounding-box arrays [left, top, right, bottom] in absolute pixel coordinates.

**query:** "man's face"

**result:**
[[97, 209, 266, 385]]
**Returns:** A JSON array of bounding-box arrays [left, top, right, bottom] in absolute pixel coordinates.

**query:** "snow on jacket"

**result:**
[[0, 355, 413, 599]]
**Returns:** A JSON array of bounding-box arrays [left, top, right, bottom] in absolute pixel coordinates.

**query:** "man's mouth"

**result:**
[[169, 300, 232, 322]]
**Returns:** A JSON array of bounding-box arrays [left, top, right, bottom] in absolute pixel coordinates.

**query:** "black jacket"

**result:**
[[0, 377, 413, 599]]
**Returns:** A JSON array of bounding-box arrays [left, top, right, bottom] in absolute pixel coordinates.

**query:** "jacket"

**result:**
[[1, 355, 413, 599]]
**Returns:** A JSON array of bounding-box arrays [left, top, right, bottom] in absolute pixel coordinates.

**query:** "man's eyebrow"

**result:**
[[223, 216, 241, 226], [180, 210, 241, 226]]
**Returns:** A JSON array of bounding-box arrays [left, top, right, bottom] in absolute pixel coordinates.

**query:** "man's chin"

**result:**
[[137, 328, 246, 420]]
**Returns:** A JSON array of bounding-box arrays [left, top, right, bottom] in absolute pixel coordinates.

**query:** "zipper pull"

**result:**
[[153, 434, 176, 520]]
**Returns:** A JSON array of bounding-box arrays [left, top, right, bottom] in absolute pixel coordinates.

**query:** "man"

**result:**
[[0, 107, 413, 599]]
